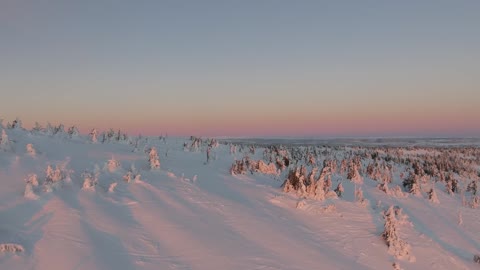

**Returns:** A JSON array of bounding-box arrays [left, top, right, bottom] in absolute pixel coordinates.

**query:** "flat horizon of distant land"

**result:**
[[218, 136, 480, 147]]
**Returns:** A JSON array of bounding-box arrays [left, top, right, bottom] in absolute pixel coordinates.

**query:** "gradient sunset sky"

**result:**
[[1, 1, 479, 137]]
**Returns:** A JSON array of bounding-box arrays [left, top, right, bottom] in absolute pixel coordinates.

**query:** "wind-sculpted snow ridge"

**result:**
[[0, 123, 479, 269]]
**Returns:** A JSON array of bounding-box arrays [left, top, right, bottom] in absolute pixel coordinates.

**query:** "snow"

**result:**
[[0, 127, 479, 269]]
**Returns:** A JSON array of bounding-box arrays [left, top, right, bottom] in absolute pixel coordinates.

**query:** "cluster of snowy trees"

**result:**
[[230, 156, 278, 175], [281, 163, 343, 201], [231, 142, 480, 209]]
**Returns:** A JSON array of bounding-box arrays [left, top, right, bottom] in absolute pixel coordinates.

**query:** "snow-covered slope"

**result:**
[[0, 127, 479, 270]]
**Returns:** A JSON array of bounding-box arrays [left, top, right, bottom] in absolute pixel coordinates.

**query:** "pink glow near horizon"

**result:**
[[7, 105, 479, 137]]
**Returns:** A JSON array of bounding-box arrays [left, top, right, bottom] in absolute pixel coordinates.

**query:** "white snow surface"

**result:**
[[0, 128, 479, 270]]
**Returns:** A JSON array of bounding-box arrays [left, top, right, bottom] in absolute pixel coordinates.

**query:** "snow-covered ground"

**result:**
[[0, 126, 479, 270]]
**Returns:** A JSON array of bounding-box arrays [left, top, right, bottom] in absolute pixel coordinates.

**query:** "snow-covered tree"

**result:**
[[382, 206, 414, 261], [106, 156, 120, 172], [148, 147, 160, 170], [378, 180, 390, 194], [90, 129, 98, 143], [471, 196, 480, 209], [347, 159, 363, 184], [26, 143, 36, 157], [68, 126, 80, 138], [32, 122, 44, 134], [0, 130, 11, 151], [445, 174, 458, 195], [427, 188, 439, 204], [474, 254, 480, 264], [45, 165, 63, 183], [355, 186, 366, 205], [467, 180, 478, 195], [334, 182, 344, 197], [403, 172, 421, 196], [7, 118, 22, 129], [82, 171, 98, 190]]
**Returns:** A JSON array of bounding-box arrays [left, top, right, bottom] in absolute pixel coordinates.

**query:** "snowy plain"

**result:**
[[0, 126, 479, 270]]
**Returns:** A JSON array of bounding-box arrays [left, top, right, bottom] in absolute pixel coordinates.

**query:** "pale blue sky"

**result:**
[[1, 1, 479, 136]]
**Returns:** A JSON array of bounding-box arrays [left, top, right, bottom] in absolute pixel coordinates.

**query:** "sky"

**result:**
[[1, 1, 479, 137]]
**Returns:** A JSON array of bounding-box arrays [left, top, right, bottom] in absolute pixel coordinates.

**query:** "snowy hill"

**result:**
[[0, 125, 479, 270]]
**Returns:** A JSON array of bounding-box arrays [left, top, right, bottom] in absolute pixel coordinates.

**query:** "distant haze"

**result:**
[[1, 1, 479, 137]]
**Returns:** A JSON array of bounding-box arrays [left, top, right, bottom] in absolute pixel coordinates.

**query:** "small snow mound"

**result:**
[[321, 204, 337, 213], [0, 243, 24, 253], [390, 186, 408, 198], [296, 199, 307, 210]]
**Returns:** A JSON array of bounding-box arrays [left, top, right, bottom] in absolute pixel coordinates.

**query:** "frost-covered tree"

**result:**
[[90, 129, 98, 143], [471, 196, 480, 209], [82, 171, 98, 190], [347, 159, 363, 184], [26, 143, 36, 157], [324, 175, 332, 193], [106, 156, 120, 172], [403, 172, 421, 196], [7, 118, 22, 129], [0, 130, 11, 151], [382, 206, 414, 260], [427, 188, 439, 204], [355, 186, 367, 205], [24, 173, 39, 199], [334, 182, 344, 197], [148, 147, 161, 170], [467, 180, 478, 195], [445, 174, 458, 195], [474, 254, 480, 264], [45, 165, 63, 183], [68, 126, 79, 138], [313, 176, 325, 201], [32, 122, 44, 134]]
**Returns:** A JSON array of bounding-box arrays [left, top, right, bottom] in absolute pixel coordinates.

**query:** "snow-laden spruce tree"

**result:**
[[427, 187, 439, 204], [334, 182, 344, 197], [26, 143, 36, 157], [355, 186, 367, 206], [7, 118, 22, 129], [471, 195, 480, 209], [313, 176, 325, 201], [467, 180, 478, 195], [474, 254, 480, 264], [68, 126, 79, 138], [105, 156, 120, 172], [382, 206, 414, 261], [32, 122, 44, 134], [347, 159, 363, 184], [378, 179, 390, 194], [0, 130, 11, 151], [24, 174, 39, 200], [45, 165, 63, 184], [82, 171, 98, 190], [90, 128, 98, 143], [148, 147, 160, 170]]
